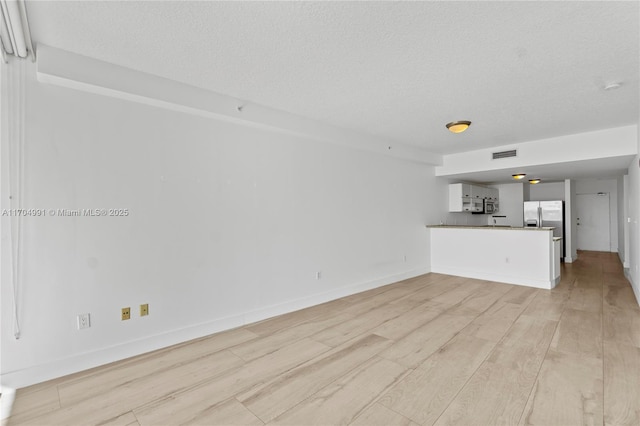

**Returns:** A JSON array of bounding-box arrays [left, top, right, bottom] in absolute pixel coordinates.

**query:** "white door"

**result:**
[[576, 193, 610, 251]]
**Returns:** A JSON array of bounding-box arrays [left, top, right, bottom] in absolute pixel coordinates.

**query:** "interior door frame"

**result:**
[[576, 192, 611, 252]]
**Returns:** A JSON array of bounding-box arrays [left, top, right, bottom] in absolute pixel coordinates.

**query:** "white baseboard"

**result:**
[[430, 266, 553, 290], [624, 269, 640, 308], [0, 267, 429, 392], [564, 252, 579, 263]]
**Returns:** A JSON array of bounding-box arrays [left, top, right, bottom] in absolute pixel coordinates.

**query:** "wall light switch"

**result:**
[[140, 303, 149, 316]]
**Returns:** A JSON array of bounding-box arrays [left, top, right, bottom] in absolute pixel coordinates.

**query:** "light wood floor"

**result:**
[[7, 251, 640, 425]]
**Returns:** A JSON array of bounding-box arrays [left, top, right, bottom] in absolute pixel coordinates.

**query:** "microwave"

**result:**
[[485, 199, 498, 214]]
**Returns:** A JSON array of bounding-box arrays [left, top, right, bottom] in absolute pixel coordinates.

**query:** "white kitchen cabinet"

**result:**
[[488, 187, 499, 201], [470, 185, 485, 199], [449, 183, 483, 212]]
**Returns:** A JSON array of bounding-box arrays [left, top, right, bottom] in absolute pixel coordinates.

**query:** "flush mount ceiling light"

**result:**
[[512, 174, 526, 180], [446, 121, 471, 134], [529, 179, 541, 184], [603, 82, 622, 91]]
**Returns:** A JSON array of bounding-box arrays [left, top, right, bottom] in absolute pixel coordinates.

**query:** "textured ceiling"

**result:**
[[26, 1, 639, 155]]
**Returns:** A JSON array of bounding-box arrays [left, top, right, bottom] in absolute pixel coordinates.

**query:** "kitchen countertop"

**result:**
[[426, 225, 555, 231]]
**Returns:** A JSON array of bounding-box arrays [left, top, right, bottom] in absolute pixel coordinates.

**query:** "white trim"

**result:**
[[564, 252, 579, 263], [429, 265, 554, 290], [625, 268, 640, 308], [0, 267, 429, 390]]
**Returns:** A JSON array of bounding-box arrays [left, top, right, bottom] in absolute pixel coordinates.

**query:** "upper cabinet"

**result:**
[[448, 183, 499, 212], [488, 187, 499, 201]]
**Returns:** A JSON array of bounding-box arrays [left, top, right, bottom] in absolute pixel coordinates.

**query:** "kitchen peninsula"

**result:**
[[427, 225, 561, 289]]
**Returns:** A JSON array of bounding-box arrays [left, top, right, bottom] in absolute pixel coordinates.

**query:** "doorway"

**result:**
[[576, 193, 611, 251]]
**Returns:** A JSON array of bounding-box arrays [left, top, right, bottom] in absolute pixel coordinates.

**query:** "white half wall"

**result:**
[[430, 228, 556, 289], [0, 56, 443, 389]]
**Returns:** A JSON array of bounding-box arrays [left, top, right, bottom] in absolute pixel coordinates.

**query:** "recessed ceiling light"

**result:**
[[604, 82, 622, 91], [529, 179, 541, 184], [446, 121, 471, 134], [512, 174, 526, 180]]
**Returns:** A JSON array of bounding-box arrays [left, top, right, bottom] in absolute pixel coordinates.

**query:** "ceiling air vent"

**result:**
[[492, 149, 517, 160]]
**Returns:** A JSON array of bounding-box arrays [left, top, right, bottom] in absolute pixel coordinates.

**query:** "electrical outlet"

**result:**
[[140, 303, 149, 316], [121, 307, 131, 321], [316, 271, 322, 280], [77, 313, 91, 330]]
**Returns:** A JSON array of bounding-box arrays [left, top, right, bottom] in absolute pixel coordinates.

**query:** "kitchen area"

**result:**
[[428, 182, 565, 289]]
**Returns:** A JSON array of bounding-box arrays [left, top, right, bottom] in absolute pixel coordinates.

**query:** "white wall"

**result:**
[[0, 59, 443, 388], [488, 183, 524, 227], [529, 182, 565, 201], [627, 137, 640, 306], [575, 179, 619, 252], [617, 175, 628, 267], [436, 125, 638, 177], [565, 179, 578, 262]]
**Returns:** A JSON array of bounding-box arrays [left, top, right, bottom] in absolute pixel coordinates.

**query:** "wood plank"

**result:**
[[460, 301, 525, 342], [518, 350, 603, 426], [371, 304, 442, 341], [180, 398, 263, 426], [19, 349, 245, 425], [389, 276, 464, 307], [573, 275, 603, 290], [132, 338, 330, 425], [310, 302, 408, 347], [239, 334, 393, 423], [433, 363, 534, 426], [604, 285, 640, 311], [498, 285, 538, 306], [603, 305, 640, 348], [428, 280, 485, 309], [435, 315, 557, 425], [521, 290, 569, 321], [5, 384, 60, 424], [230, 313, 352, 361], [379, 334, 496, 425], [550, 308, 602, 359], [350, 403, 419, 426], [97, 411, 140, 426], [379, 313, 476, 368], [245, 299, 350, 336], [445, 281, 512, 316], [57, 328, 257, 406], [604, 341, 640, 426], [269, 356, 408, 425], [340, 283, 427, 316], [566, 287, 602, 313]]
